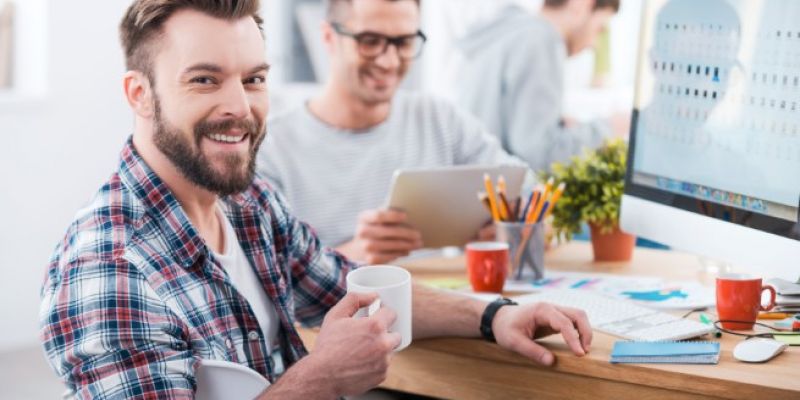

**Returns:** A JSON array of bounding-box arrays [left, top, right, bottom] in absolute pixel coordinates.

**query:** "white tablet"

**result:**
[[385, 165, 529, 248]]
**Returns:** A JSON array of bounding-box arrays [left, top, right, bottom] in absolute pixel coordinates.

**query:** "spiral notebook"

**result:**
[[610, 341, 720, 364]]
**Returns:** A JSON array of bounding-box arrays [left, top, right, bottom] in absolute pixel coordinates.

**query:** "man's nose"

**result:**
[[218, 81, 250, 120], [373, 42, 402, 70]]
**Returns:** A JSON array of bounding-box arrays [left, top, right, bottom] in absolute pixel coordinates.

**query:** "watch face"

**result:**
[[481, 298, 518, 342]]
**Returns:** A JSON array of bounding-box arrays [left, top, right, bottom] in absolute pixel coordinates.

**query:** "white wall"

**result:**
[[0, 0, 284, 353], [0, 0, 135, 352]]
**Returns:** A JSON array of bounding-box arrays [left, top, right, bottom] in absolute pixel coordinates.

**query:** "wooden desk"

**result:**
[[299, 243, 799, 400]]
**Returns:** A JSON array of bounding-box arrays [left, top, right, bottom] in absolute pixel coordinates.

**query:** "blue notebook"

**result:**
[[610, 341, 720, 364]]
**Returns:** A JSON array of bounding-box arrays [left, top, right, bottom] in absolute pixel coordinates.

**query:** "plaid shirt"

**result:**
[[40, 137, 357, 399]]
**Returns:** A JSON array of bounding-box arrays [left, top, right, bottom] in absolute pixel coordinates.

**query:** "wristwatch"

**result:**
[[480, 297, 518, 342]]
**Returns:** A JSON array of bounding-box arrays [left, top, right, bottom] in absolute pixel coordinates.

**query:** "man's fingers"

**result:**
[[556, 306, 593, 352], [365, 250, 414, 265], [366, 238, 423, 253], [545, 309, 585, 356], [359, 224, 422, 243], [386, 332, 402, 351], [326, 292, 379, 319], [369, 306, 398, 332], [507, 332, 555, 366], [476, 223, 496, 241], [358, 209, 409, 225]]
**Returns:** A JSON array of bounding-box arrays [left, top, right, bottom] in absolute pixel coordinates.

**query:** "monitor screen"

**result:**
[[623, 0, 800, 277], [621, 0, 800, 279]]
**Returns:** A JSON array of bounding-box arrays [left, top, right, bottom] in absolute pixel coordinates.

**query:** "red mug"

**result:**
[[716, 274, 776, 330], [466, 242, 509, 293]]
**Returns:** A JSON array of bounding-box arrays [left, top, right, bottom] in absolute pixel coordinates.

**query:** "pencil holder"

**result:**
[[496, 221, 545, 281]]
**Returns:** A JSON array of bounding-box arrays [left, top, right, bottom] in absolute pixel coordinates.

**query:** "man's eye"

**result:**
[[396, 37, 414, 49], [190, 76, 216, 85], [358, 34, 384, 48], [245, 76, 267, 85]]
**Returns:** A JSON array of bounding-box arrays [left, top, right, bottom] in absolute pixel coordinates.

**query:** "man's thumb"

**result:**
[[326, 292, 379, 319]]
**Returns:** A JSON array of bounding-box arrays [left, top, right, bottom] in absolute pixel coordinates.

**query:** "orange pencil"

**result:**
[[483, 174, 501, 222], [529, 177, 553, 224], [523, 190, 542, 224], [542, 182, 566, 220]]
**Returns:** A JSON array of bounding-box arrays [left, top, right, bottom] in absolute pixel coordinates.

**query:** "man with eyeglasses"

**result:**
[[455, 0, 626, 173], [257, 0, 524, 264]]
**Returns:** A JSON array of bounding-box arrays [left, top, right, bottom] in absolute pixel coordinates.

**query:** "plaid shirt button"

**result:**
[[225, 338, 233, 349], [248, 331, 260, 341]]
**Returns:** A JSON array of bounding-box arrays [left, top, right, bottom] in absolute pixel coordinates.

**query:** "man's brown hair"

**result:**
[[120, 0, 264, 77], [325, 0, 420, 22], [544, 0, 620, 12]]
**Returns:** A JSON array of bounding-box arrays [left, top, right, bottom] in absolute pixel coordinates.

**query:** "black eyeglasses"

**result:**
[[330, 22, 427, 60]]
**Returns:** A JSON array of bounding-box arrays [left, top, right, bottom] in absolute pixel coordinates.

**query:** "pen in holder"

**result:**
[[496, 221, 545, 281]]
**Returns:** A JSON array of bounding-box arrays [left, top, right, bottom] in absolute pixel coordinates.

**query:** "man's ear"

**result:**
[[123, 70, 155, 119], [320, 20, 337, 55]]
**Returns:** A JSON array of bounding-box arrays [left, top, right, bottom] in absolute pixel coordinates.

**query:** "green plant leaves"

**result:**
[[538, 139, 628, 242]]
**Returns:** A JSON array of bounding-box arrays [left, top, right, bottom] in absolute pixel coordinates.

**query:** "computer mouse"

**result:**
[[732, 338, 788, 363]]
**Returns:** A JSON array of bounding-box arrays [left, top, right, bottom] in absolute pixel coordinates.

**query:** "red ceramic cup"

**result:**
[[466, 242, 509, 293], [716, 274, 776, 330]]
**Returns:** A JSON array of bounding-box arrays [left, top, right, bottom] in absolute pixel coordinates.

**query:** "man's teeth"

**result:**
[[208, 133, 245, 143]]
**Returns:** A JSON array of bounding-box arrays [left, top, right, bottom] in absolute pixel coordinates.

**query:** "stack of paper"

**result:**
[[610, 341, 720, 364], [767, 278, 800, 312]]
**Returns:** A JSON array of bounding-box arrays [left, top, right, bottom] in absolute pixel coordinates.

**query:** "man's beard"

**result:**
[[152, 96, 265, 197]]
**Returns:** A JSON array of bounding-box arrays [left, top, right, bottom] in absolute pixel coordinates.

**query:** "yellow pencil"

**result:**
[[529, 178, 553, 224], [542, 182, 566, 220], [483, 174, 501, 222], [497, 192, 511, 221], [496, 176, 510, 221]]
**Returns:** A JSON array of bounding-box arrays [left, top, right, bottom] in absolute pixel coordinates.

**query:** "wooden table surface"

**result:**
[[299, 242, 800, 400]]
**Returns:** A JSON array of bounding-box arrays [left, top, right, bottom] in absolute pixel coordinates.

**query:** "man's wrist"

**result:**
[[480, 298, 517, 342], [260, 353, 337, 399]]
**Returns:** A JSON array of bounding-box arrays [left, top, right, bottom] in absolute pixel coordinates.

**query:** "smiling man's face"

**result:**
[[148, 9, 269, 195], [328, 0, 420, 105]]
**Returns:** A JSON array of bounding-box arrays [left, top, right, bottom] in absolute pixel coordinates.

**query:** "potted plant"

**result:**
[[539, 139, 635, 261]]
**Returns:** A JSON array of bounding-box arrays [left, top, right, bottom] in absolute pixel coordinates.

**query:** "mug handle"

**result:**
[[760, 285, 777, 311], [483, 259, 496, 286]]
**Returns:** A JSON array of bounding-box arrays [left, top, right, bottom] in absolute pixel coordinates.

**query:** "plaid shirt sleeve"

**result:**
[[40, 256, 196, 400], [267, 189, 359, 327]]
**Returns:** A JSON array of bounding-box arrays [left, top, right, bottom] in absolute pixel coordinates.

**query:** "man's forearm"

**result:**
[[257, 355, 336, 399], [411, 282, 488, 339]]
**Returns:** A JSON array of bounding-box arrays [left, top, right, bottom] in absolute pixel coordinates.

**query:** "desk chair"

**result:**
[[195, 359, 269, 400]]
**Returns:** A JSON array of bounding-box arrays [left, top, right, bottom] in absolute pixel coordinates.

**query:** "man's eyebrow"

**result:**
[[181, 63, 271, 76], [248, 63, 271, 74], [182, 63, 223, 75]]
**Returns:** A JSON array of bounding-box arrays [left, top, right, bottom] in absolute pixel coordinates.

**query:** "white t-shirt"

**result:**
[[213, 206, 279, 349]]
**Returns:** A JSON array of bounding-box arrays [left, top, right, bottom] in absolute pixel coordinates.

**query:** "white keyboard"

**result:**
[[513, 290, 713, 342]]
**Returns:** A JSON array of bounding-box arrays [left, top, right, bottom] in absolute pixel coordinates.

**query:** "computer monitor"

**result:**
[[621, 0, 800, 281]]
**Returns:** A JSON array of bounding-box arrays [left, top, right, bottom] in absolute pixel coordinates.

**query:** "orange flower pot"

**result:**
[[589, 223, 635, 262]]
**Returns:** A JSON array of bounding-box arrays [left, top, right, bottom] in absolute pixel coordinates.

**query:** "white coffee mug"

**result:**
[[346, 265, 412, 351]]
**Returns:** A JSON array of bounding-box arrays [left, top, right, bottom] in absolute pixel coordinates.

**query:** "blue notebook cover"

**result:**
[[610, 341, 720, 364]]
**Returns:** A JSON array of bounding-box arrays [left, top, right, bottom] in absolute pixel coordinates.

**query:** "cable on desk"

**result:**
[[712, 320, 800, 339]]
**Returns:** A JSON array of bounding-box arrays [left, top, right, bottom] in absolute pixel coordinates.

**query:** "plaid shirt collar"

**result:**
[[117, 136, 257, 269]]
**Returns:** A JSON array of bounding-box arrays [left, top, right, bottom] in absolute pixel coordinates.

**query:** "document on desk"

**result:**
[[610, 341, 720, 364], [505, 271, 715, 310]]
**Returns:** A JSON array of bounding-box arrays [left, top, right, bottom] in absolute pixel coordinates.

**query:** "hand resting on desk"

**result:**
[[492, 302, 593, 366]]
